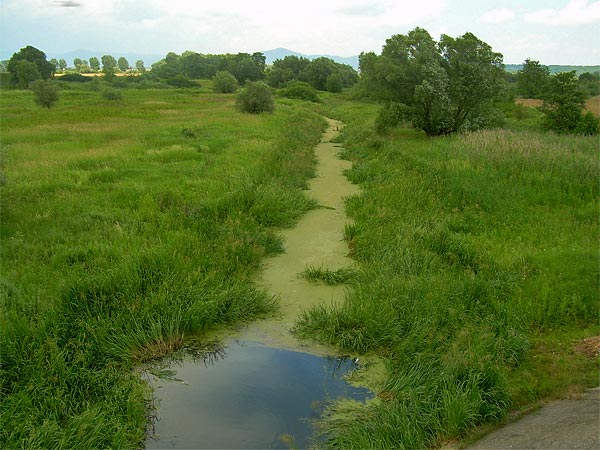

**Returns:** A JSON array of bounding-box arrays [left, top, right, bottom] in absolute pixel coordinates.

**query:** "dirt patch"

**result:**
[[575, 336, 600, 359], [516, 97, 600, 117]]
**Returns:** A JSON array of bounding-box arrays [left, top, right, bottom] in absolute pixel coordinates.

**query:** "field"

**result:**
[[1, 85, 598, 449], [516, 96, 600, 117], [0, 87, 324, 447]]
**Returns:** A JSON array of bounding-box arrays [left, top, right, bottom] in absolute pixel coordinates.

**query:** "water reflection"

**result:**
[[144, 340, 371, 449]]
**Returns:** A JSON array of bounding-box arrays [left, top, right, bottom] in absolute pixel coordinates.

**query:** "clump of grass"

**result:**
[[299, 265, 357, 285]]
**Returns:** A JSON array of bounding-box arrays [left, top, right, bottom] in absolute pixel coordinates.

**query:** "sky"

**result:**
[[1, 0, 599, 65]]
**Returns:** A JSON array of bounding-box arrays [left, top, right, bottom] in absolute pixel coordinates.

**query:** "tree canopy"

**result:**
[[358, 28, 505, 136], [7, 46, 54, 84]]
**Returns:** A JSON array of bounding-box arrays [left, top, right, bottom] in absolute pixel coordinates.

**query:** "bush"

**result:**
[[212, 71, 239, 93], [58, 73, 91, 83], [101, 87, 122, 101], [235, 81, 274, 114], [30, 80, 59, 108], [278, 81, 320, 102], [375, 102, 411, 133], [166, 75, 195, 88], [576, 111, 600, 135]]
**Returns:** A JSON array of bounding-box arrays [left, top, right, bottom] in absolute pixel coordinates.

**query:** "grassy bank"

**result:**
[[0, 87, 324, 448], [297, 99, 599, 448]]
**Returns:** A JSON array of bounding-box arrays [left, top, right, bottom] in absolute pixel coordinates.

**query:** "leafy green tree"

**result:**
[[266, 55, 311, 88], [578, 71, 600, 96], [517, 58, 550, 99], [89, 57, 100, 71], [117, 57, 129, 72], [135, 60, 146, 72], [30, 80, 59, 108], [212, 70, 239, 93], [49, 58, 59, 72], [58, 59, 67, 72], [7, 46, 54, 83], [541, 71, 597, 134], [236, 81, 274, 113], [101, 55, 117, 80], [73, 57, 83, 69], [15, 60, 41, 88], [359, 27, 504, 136]]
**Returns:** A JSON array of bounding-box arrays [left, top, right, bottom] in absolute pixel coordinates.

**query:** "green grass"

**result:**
[[299, 265, 356, 285], [0, 87, 325, 448], [297, 98, 599, 448]]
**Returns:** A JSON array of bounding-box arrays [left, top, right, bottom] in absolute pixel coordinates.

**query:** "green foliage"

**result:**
[[135, 60, 145, 72], [30, 80, 59, 108], [101, 55, 117, 80], [7, 46, 54, 82], [236, 81, 275, 114], [14, 60, 41, 89], [58, 73, 92, 83], [278, 81, 320, 102], [541, 71, 596, 134], [100, 87, 122, 101], [212, 70, 239, 93], [578, 71, 600, 96], [266, 55, 311, 88], [0, 89, 324, 448], [358, 28, 504, 136], [165, 74, 195, 88], [299, 265, 356, 285], [296, 99, 598, 448], [517, 58, 550, 99], [89, 57, 100, 71], [117, 57, 130, 72]]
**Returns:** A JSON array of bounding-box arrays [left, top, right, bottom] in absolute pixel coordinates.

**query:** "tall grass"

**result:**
[[0, 87, 324, 448], [297, 99, 599, 448]]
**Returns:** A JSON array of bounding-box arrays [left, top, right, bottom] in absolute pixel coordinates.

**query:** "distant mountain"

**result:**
[[505, 64, 600, 75], [262, 48, 359, 70]]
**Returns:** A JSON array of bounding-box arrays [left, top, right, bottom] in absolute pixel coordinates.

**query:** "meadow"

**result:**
[[1, 83, 598, 449], [0, 86, 325, 448], [297, 98, 599, 448]]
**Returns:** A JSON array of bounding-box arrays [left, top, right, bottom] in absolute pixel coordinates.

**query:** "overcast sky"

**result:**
[[1, 0, 599, 65]]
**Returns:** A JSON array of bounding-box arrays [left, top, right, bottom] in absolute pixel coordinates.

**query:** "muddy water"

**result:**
[[231, 118, 359, 352]]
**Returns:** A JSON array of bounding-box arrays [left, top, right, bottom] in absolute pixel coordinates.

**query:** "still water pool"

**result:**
[[144, 340, 371, 449]]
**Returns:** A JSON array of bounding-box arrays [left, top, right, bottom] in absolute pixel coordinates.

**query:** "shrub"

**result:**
[[576, 111, 600, 135], [30, 80, 59, 108], [278, 81, 320, 102], [58, 73, 91, 83], [101, 87, 122, 101], [235, 81, 275, 114], [375, 102, 410, 133], [166, 75, 195, 88], [212, 71, 239, 93]]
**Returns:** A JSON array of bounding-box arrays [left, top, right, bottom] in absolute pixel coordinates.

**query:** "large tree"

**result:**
[[7, 46, 54, 84], [359, 28, 505, 136], [517, 58, 550, 99], [117, 57, 129, 72]]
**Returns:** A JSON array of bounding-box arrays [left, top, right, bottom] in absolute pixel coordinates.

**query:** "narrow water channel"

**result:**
[[144, 341, 371, 449], [144, 118, 366, 448]]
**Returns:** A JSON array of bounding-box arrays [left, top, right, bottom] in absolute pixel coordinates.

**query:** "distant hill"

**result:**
[[262, 48, 359, 70], [505, 64, 600, 75]]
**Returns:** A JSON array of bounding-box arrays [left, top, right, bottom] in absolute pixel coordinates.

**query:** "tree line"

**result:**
[[4, 34, 598, 134]]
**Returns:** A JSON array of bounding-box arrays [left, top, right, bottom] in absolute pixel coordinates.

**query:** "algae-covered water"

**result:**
[[144, 341, 371, 449]]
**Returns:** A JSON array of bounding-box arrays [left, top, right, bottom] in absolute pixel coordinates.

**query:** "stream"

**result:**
[[144, 118, 368, 448]]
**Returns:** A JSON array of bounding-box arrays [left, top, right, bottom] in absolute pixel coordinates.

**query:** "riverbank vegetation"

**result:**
[[297, 97, 598, 448], [0, 88, 324, 448]]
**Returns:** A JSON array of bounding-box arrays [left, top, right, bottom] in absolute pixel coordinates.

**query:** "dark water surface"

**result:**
[[144, 340, 371, 449]]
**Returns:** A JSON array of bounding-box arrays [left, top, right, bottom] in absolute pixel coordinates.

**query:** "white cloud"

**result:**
[[525, 0, 600, 25], [481, 9, 516, 24]]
